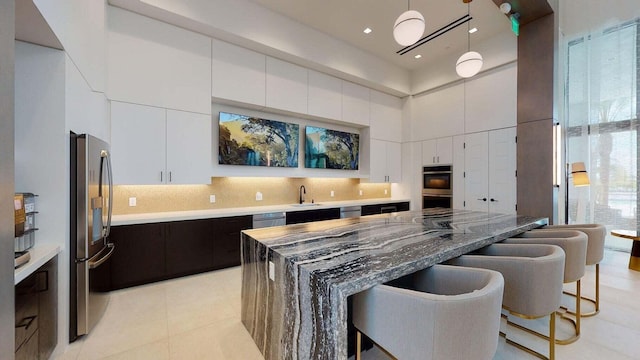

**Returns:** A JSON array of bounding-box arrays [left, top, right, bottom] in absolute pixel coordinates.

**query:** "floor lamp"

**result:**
[[565, 162, 590, 224]]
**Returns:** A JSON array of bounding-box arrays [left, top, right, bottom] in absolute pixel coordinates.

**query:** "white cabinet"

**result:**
[[422, 137, 453, 165], [211, 39, 266, 107], [266, 57, 308, 114], [411, 83, 464, 141], [464, 64, 517, 133], [370, 90, 402, 142], [111, 101, 211, 185], [107, 7, 211, 115], [342, 81, 370, 126], [464, 127, 516, 213], [452, 135, 465, 210], [369, 139, 401, 183], [308, 70, 342, 120]]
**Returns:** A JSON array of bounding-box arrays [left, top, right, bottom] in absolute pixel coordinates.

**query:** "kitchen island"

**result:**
[[240, 208, 548, 360]]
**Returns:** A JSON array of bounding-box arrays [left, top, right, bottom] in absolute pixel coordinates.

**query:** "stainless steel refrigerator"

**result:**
[[70, 133, 114, 341]]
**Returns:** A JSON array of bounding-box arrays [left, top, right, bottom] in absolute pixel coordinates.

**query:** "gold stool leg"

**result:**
[[356, 331, 361, 360], [563, 263, 600, 317], [549, 312, 556, 360], [556, 280, 581, 345]]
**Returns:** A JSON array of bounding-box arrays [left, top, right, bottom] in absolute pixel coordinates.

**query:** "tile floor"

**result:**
[[55, 249, 640, 360]]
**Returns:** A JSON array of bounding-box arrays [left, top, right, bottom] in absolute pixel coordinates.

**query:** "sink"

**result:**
[[291, 203, 322, 207]]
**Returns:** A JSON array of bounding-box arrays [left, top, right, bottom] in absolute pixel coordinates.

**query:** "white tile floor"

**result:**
[[56, 249, 640, 360]]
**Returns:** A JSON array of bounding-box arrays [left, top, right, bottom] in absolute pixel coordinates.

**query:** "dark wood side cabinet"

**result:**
[[15, 256, 58, 360], [286, 208, 341, 225], [104, 216, 252, 290]]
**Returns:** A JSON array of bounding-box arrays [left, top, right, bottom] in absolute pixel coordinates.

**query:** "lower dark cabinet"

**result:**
[[109, 223, 166, 289], [286, 208, 341, 225], [361, 201, 410, 216], [106, 216, 252, 290]]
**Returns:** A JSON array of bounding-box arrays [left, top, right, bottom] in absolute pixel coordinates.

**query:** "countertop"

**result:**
[[241, 208, 548, 359], [111, 198, 410, 226], [15, 243, 61, 285]]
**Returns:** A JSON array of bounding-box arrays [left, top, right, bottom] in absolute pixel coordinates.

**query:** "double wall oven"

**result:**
[[422, 165, 452, 209]]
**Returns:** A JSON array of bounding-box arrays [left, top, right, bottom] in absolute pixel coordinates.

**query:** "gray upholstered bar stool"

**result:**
[[352, 264, 504, 360], [503, 229, 587, 344], [446, 243, 565, 360], [540, 224, 606, 316]]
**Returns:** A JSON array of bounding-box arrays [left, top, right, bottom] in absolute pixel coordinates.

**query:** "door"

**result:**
[[488, 128, 517, 214], [464, 132, 489, 211]]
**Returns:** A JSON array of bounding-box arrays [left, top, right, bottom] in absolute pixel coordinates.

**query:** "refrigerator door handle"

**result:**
[[101, 150, 113, 239], [88, 243, 115, 270]]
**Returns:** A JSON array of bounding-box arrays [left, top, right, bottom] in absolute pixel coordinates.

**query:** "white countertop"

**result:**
[[15, 243, 61, 285], [112, 198, 411, 226]]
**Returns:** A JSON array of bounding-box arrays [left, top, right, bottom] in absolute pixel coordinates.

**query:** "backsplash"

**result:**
[[112, 177, 391, 215]]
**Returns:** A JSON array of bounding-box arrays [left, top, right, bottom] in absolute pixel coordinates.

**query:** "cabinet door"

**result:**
[[166, 110, 212, 184], [422, 139, 437, 165], [386, 141, 402, 183], [342, 81, 370, 126], [369, 139, 387, 182], [266, 57, 308, 114], [213, 216, 252, 269], [308, 70, 342, 120], [109, 224, 166, 289], [166, 219, 214, 276], [464, 132, 489, 212], [211, 39, 266, 106], [452, 135, 465, 210], [488, 127, 517, 214], [370, 90, 402, 142], [111, 101, 166, 185], [37, 257, 57, 360], [436, 137, 453, 164]]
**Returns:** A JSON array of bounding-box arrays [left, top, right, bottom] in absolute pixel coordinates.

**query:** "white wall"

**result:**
[[108, 0, 411, 96], [33, 0, 106, 92], [14, 41, 69, 354]]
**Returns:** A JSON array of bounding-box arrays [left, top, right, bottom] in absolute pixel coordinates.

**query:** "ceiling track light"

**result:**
[[393, 0, 425, 46], [397, 14, 471, 55], [456, 0, 483, 78]]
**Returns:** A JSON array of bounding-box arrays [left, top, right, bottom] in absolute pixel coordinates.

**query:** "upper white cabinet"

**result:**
[[369, 139, 401, 183], [464, 64, 517, 133], [211, 39, 266, 107], [266, 57, 308, 114], [452, 135, 465, 210], [422, 137, 453, 165], [411, 83, 464, 141], [370, 90, 402, 142], [308, 70, 342, 120], [342, 81, 370, 126], [107, 7, 211, 115], [111, 101, 211, 185]]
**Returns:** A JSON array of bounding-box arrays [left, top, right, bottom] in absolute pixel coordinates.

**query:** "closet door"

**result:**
[[488, 127, 517, 214], [464, 132, 489, 212]]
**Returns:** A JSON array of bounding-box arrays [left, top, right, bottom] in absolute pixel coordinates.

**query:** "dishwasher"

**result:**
[[253, 212, 286, 228], [339, 206, 361, 218]]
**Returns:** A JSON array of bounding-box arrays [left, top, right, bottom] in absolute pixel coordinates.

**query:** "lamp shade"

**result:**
[[393, 10, 425, 46], [456, 51, 483, 78], [571, 162, 590, 186]]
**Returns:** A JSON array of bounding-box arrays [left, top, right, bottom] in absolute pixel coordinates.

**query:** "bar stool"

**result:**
[[503, 229, 587, 344], [352, 264, 504, 360], [541, 224, 606, 316], [446, 243, 565, 360]]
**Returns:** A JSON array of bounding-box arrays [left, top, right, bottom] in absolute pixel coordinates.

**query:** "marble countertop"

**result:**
[[111, 197, 410, 225], [241, 208, 548, 359]]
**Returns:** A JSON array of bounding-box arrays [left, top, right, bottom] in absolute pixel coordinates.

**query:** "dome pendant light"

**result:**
[[456, 0, 483, 78], [393, 0, 425, 46]]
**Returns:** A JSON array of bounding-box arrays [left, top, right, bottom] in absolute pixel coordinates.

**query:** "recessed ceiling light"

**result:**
[[414, 54, 422, 59], [469, 27, 478, 34], [363, 28, 372, 34]]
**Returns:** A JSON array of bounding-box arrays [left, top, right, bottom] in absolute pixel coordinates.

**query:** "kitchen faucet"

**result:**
[[299, 185, 306, 204]]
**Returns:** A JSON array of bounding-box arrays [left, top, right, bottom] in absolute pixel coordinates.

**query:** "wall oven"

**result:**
[[423, 165, 452, 209]]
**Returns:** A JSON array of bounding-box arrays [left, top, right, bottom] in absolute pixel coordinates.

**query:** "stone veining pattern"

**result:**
[[241, 208, 548, 359]]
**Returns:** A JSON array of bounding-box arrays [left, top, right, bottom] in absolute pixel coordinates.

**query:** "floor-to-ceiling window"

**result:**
[[565, 18, 638, 250]]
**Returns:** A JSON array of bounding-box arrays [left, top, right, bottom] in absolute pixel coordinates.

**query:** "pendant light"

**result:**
[[456, 0, 483, 78], [393, 0, 425, 46]]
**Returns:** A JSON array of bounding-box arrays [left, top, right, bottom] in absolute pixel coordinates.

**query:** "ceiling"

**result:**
[[248, 0, 512, 71]]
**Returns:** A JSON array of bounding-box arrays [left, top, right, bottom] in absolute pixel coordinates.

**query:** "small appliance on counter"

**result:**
[[14, 193, 38, 267]]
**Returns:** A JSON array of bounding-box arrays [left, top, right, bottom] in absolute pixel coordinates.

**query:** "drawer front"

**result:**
[[15, 328, 39, 360], [15, 275, 39, 350]]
